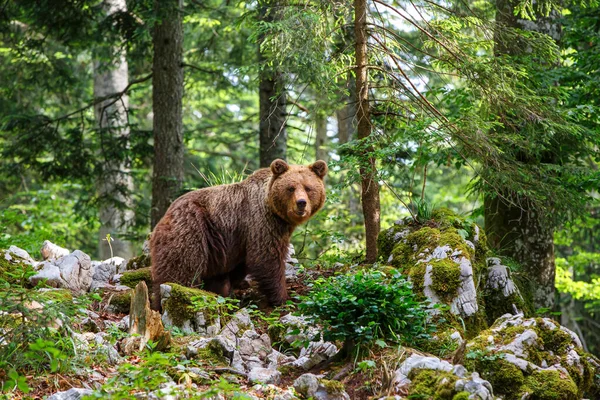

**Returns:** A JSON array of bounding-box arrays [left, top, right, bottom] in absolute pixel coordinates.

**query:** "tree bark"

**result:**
[[486, 0, 562, 310], [258, 1, 287, 168], [94, 0, 134, 260], [354, 0, 380, 263], [315, 112, 328, 163], [485, 196, 555, 309], [151, 0, 184, 228]]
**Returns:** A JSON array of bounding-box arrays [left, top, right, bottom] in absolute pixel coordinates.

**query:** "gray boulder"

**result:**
[[293, 374, 350, 400], [90, 257, 126, 291], [30, 250, 93, 293], [40, 240, 70, 261], [47, 388, 93, 400], [248, 367, 281, 384]]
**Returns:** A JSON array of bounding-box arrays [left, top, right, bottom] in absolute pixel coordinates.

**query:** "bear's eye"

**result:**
[[287, 187, 295, 193], [305, 186, 312, 193]]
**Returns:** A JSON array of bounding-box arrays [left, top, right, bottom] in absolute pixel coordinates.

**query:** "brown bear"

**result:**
[[150, 159, 327, 310]]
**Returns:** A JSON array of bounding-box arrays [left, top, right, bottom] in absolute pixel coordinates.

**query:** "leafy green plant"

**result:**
[[415, 198, 435, 223], [298, 270, 435, 356], [1, 369, 30, 394], [190, 294, 240, 324], [466, 349, 501, 362], [0, 286, 90, 378]]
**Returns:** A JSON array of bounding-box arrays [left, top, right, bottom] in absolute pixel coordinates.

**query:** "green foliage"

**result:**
[[415, 199, 435, 223], [0, 286, 89, 380], [190, 293, 240, 323], [85, 350, 253, 399], [298, 270, 434, 353], [0, 184, 98, 256], [556, 256, 600, 311]]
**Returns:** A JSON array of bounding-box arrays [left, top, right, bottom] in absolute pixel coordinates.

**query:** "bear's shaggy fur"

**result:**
[[150, 159, 327, 310]]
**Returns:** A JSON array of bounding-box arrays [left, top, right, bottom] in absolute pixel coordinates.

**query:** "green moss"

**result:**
[[439, 230, 474, 258], [417, 329, 461, 358], [406, 227, 441, 253], [321, 379, 345, 394], [409, 263, 427, 294], [390, 242, 413, 269], [126, 254, 151, 271], [277, 364, 297, 376], [196, 343, 228, 365], [430, 258, 461, 302], [408, 369, 459, 400], [523, 369, 578, 400], [120, 267, 152, 291], [377, 230, 397, 262], [463, 356, 524, 399], [474, 226, 489, 261], [535, 319, 572, 354], [163, 283, 219, 327], [452, 392, 470, 400], [483, 289, 526, 326], [109, 290, 132, 314], [431, 207, 460, 223], [498, 325, 527, 344]]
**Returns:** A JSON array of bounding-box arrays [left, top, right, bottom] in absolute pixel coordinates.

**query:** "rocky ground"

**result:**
[[1, 210, 599, 399]]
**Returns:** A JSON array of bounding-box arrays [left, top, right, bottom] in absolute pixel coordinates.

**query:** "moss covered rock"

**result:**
[[390, 353, 493, 399], [160, 283, 223, 335], [408, 368, 459, 399], [120, 267, 152, 291], [377, 210, 484, 328], [482, 257, 528, 325], [125, 254, 151, 271], [463, 314, 599, 399]]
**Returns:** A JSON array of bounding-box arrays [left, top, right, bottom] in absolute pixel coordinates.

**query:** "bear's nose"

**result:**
[[296, 199, 307, 210]]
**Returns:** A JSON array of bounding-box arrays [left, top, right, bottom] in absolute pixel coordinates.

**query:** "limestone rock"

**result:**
[[47, 388, 93, 400], [293, 340, 338, 370], [4, 245, 37, 266], [454, 372, 494, 400], [40, 240, 70, 261], [30, 250, 93, 293], [248, 367, 281, 384], [464, 314, 599, 399], [293, 374, 349, 400], [377, 213, 483, 319], [221, 308, 254, 342], [293, 373, 320, 398], [91, 257, 127, 291]]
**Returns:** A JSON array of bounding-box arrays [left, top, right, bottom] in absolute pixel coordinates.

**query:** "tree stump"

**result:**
[[123, 281, 170, 354]]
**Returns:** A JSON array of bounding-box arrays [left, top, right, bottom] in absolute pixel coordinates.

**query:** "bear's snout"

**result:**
[[296, 199, 307, 210]]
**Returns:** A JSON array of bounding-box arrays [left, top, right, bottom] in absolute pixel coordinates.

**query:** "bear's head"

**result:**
[[268, 159, 328, 226]]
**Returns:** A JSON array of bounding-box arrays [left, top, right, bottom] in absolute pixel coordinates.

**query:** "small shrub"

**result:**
[[298, 270, 435, 355], [0, 286, 91, 389]]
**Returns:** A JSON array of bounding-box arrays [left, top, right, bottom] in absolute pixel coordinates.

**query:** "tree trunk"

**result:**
[[354, 0, 380, 263], [486, 0, 562, 310], [258, 1, 287, 168], [336, 75, 357, 146], [150, 0, 184, 228], [485, 196, 555, 309], [315, 112, 328, 162], [94, 0, 134, 260]]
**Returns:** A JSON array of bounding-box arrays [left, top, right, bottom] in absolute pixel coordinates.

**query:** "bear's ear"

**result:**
[[270, 159, 289, 176], [309, 160, 328, 179]]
